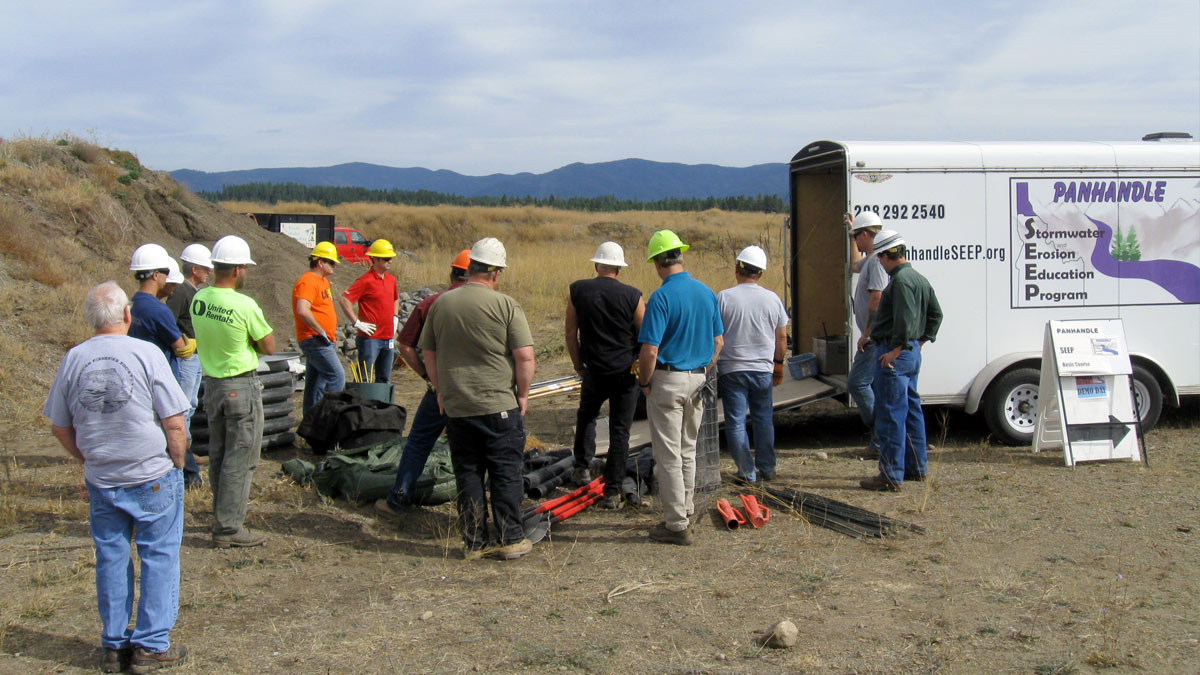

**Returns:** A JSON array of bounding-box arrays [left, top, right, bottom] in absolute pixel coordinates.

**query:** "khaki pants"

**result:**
[[646, 369, 706, 531]]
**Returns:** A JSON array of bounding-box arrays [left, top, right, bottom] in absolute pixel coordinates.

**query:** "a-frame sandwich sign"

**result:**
[[1032, 319, 1144, 466]]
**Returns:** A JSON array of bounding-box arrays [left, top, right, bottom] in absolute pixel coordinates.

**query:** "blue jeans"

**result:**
[[847, 345, 881, 454], [871, 341, 928, 484], [300, 336, 346, 413], [386, 387, 448, 509], [356, 337, 395, 383], [87, 469, 183, 653], [719, 371, 776, 481], [175, 355, 203, 485]]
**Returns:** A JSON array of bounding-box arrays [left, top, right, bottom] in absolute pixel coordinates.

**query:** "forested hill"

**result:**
[[171, 158, 789, 201]]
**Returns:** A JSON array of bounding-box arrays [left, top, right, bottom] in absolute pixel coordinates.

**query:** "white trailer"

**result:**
[[786, 138, 1199, 444]]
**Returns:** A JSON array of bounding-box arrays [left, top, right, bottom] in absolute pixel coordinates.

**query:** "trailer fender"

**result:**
[[1128, 353, 1179, 409], [964, 352, 1041, 415]]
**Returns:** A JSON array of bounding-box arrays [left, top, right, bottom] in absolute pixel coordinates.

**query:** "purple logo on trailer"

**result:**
[[1015, 182, 1200, 305]]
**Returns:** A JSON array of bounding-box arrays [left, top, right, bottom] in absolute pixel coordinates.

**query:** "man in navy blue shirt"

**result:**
[[129, 243, 200, 487], [636, 230, 723, 546]]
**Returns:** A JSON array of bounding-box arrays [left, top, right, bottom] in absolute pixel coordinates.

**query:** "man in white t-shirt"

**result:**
[[44, 281, 191, 673], [716, 246, 788, 484], [846, 211, 889, 456]]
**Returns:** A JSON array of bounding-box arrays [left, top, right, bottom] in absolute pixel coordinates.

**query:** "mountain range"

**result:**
[[170, 158, 789, 200]]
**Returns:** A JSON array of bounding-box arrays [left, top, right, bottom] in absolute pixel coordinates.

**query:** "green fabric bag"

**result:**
[[282, 436, 456, 505]]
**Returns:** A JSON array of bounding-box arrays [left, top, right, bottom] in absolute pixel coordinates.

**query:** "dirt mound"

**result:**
[[0, 135, 363, 431]]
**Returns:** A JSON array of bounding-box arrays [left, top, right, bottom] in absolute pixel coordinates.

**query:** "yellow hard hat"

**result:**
[[311, 241, 339, 263], [367, 239, 396, 258], [646, 230, 689, 262]]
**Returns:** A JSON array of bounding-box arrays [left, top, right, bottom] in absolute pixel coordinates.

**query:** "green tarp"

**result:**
[[281, 436, 456, 505]]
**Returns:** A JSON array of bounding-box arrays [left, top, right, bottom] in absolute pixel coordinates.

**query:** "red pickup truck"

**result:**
[[333, 226, 371, 263]]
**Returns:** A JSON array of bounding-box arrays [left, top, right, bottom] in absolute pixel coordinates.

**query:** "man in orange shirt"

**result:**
[[293, 242, 345, 413]]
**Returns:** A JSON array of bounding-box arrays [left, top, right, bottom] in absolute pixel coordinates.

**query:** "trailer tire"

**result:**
[[983, 368, 1040, 446], [1131, 364, 1163, 432]]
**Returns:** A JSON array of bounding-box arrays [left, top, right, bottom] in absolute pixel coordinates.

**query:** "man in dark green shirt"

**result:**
[[861, 230, 943, 491]]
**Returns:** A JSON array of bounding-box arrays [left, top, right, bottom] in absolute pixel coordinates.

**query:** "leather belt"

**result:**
[[656, 361, 706, 374]]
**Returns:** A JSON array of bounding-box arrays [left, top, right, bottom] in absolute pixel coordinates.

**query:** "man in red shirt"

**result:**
[[338, 239, 399, 383], [293, 242, 344, 412], [376, 249, 470, 519]]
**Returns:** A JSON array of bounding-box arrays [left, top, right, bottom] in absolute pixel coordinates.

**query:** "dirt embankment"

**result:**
[[0, 136, 369, 430]]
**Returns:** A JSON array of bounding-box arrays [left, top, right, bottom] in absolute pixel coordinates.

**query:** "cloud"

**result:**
[[0, 1, 1195, 172]]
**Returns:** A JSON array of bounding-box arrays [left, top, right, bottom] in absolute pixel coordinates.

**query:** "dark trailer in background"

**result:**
[[250, 213, 336, 247]]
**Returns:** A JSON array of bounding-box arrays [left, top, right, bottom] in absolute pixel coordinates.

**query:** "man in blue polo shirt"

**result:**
[[636, 230, 723, 546]]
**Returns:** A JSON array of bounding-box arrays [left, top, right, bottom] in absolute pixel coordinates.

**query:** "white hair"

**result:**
[[84, 281, 128, 331]]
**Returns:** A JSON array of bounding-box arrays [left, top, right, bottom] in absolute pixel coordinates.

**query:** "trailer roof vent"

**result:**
[[1141, 132, 1194, 141]]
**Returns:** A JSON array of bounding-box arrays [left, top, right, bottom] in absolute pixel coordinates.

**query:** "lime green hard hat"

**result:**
[[646, 230, 689, 262]]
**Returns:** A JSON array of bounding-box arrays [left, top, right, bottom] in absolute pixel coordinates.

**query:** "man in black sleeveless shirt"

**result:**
[[565, 242, 646, 509]]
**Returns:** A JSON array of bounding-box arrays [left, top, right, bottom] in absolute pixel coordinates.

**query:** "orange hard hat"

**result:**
[[451, 249, 471, 270]]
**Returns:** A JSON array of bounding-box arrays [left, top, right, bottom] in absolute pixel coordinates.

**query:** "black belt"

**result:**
[[657, 362, 706, 374]]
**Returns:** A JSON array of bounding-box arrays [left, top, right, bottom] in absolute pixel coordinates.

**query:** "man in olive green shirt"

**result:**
[[420, 237, 535, 560], [861, 230, 942, 491], [190, 235, 275, 547]]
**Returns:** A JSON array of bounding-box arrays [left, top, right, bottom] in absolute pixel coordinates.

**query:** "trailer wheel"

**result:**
[[984, 368, 1040, 446], [1131, 364, 1163, 431]]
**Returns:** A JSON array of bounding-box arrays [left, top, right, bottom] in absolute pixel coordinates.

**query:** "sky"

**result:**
[[2, 1, 1197, 174]]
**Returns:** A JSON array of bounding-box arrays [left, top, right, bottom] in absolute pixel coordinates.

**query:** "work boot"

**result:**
[[570, 467, 591, 487], [730, 474, 758, 488], [488, 538, 533, 560], [858, 475, 901, 492], [212, 528, 266, 548], [648, 523, 693, 546], [463, 547, 485, 561], [128, 644, 188, 674], [101, 647, 131, 673], [759, 470, 776, 482], [597, 494, 622, 510], [374, 498, 406, 522]]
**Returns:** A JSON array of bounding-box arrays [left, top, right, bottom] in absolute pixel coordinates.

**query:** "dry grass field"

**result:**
[[1, 137, 1198, 673]]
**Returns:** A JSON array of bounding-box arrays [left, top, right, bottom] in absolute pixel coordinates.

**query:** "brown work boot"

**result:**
[[212, 528, 266, 548], [374, 498, 406, 522], [648, 523, 693, 546], [859, 474, 901, 492], [101, 647, 131, 673], [570, 467, 591, 487], [128, 644, 188, 673], [597, 494, 622, 510], [488, 538, 533, 560]]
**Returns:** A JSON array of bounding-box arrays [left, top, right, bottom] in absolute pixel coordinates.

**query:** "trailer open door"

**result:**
[[788, 141, 852, 388]]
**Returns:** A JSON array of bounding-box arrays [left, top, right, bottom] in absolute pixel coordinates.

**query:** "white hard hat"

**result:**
[[180, 243, 212, 268], [130, 243, 171, 271], [210, 235, 256, 265], [165, 257, 184, 284], [468, 237, 506, 268], [872, 229, 906, 255], [736, 245, 768, 271], [589, 241, 627, 267], [852, 211, 883, 231]]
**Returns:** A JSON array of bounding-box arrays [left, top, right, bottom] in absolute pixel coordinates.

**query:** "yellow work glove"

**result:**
[[174, 336, 197, 359], [772, 361, 784, 386]]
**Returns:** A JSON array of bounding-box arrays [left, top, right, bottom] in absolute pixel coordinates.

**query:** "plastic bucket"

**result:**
[[345, 382, 394, 404], [787, 353, 818, 380]]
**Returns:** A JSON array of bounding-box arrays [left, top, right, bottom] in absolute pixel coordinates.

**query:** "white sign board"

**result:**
[[1033, 319, 1142, 466], [280, 222, 317, 248]]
